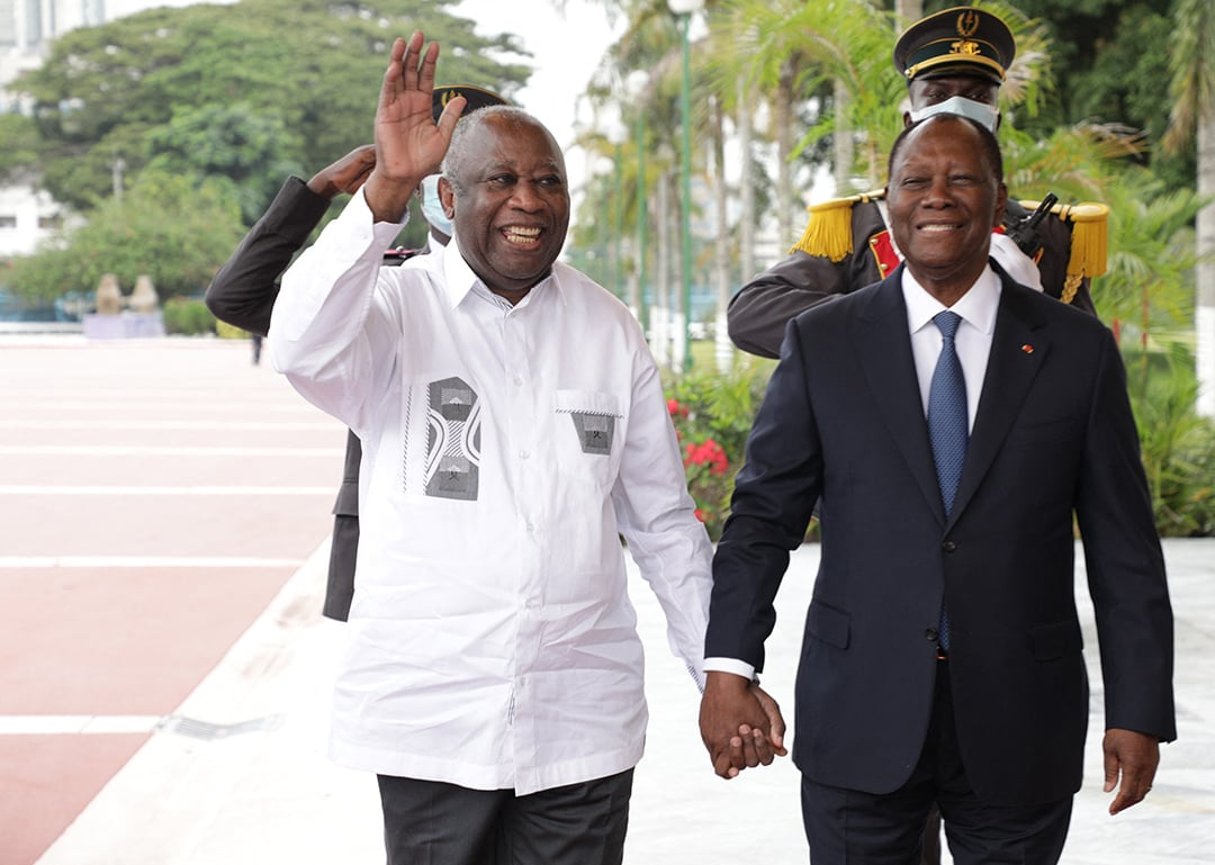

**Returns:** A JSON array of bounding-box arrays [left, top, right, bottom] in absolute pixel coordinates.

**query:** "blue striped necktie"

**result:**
[[928, 310, 967, 651]]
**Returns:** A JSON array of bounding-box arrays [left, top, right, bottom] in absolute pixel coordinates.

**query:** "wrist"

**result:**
[[363, 171, 420, 224], [705, 670, 753, 693], [305, 174, 338, 201]]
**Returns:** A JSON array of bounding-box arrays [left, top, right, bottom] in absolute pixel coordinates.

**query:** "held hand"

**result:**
[[699, 672, 787, 779], [307, 145, 377, 200], [1103, 728, 1160, 815], [365, 32, 465, 222], [728, 684, 790, 774], [753, 684, 788, 756]]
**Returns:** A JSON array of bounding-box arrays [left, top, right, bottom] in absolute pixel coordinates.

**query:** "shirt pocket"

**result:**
[[553, 389, 624, 490]]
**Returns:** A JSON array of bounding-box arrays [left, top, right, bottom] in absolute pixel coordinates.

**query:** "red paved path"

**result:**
[[0, 338, 344, 865]]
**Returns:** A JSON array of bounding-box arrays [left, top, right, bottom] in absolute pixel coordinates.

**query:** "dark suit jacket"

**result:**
[[707, 264, 1174, 807], [728, 198, 1097, 359], [205, 178, 359, 621]]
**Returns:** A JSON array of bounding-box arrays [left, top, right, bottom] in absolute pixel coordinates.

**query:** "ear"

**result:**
[[438, 176, 456, 219], [993, 181, 1008, 229], [902, 111, 914, 128]]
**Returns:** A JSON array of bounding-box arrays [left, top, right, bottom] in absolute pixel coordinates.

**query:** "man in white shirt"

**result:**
[[269, 32, 778, 865], [699, 114, 1173, 864]]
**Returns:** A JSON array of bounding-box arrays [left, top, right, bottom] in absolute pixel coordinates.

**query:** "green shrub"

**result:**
[[663, 359, 773, 540], [1126, 342, 1215, 537], [215, 319, 248, 340], [162, 297, 217, 336]]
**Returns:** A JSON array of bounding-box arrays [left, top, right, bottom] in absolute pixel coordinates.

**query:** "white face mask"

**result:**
[[420, 174, 453, 238], [907, 95, 1000, 132]]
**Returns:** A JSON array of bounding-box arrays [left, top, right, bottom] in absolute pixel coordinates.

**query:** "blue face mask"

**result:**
[[420, 174, 453, 238], [908, 95, 1000, 132]]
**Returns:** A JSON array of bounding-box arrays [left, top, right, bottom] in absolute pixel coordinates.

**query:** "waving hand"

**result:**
[[364, 32, 465, 222]]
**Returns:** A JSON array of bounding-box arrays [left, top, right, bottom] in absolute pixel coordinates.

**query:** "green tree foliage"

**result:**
[[7, 169, 246, 302], [145, 103, 301, 225], [990, 0, 1194, 189], [0, 113, 42, 182], [13, 0, 531, 217]]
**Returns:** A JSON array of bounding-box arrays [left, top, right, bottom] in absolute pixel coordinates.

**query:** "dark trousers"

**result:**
[[800, 664, 1073, 865], [377, 770, 633, 865]]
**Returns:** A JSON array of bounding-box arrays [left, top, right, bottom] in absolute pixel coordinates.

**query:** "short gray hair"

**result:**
[[441, 106, 555, 195]]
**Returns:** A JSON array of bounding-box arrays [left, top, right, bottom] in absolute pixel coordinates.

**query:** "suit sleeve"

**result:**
[[1075, 328, 1176, 741], [205, 177, 331, 336], [727, 251, 849, 359], [728, 201, 887, 359], [706, 319, 824, 672]]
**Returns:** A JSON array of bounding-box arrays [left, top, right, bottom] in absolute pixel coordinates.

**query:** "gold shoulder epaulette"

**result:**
[[1019, 199, 1110, 279], [790, 190, 883, 262]]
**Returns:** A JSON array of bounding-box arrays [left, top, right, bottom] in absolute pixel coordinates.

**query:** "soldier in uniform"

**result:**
[[727, 6, 1109, 360], [205, 85, 506, 621]]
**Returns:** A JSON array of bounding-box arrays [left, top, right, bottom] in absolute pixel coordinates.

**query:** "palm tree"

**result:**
[[1164, 0, 1215, 418]]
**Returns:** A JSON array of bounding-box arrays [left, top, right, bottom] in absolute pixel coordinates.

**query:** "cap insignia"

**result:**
[[957, 10, 980, 37], [950, 39, 982, 57]]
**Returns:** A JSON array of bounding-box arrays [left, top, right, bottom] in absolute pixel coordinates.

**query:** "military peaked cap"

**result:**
[[431, 85, 509, 122], [893, 5, 1016, 86]]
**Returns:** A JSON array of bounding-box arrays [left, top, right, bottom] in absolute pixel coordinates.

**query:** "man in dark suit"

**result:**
[[699, 114, 1174, 864], [205, 85, 505, 621]]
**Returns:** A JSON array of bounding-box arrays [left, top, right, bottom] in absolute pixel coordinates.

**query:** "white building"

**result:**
[[0, 1, 106, 257]]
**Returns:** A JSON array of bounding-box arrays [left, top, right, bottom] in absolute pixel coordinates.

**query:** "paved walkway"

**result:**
[[5, 337, 1212, 864], [32, 537, 1215, 864]]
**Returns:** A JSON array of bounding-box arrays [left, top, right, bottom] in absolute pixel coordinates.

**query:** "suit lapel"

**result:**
[[948, 273, 1051, 526], [856, 267, 947, 525]]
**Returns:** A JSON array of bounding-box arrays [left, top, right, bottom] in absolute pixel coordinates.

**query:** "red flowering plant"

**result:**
[[663, 363, 772, 540]]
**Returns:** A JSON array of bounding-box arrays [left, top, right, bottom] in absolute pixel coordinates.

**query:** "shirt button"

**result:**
[[513, 375, 524, 386], [924, 627, 938, 642], [519, 450, 530, 460], [942, 540, 957, 553], [526, 522, 536, 532]]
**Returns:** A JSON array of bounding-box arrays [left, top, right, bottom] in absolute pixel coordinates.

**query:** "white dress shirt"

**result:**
[[269, 189, 713, 796], [902, 264, 1001, 431], [704, 263, 1001, 682]]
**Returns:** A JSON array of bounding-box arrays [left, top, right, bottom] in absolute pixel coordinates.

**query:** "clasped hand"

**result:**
[[699, 671, 788, 779]]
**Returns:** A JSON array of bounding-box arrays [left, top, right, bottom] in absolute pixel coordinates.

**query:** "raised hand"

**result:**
[[364, 32, 465, 222], [307, 145, 377, 200]]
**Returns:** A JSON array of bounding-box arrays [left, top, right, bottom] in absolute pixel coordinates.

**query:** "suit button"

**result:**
[[924, 627, 938, 642], [942, 540, 957, 553]]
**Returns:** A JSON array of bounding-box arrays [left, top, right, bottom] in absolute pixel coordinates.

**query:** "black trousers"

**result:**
[[800, 664, 1073, 865], [377, 770, 633, 865]]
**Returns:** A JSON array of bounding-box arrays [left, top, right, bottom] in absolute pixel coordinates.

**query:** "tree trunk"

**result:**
[[738, 79, 756, 284], [895, 1, 923, 24], [833, 78, 853, 195], [776, 60, 796, 243], [712, 96, 733, 373], [1197, 110, 1215, 417], [654, 170, 671, 368], [672, 167, 689, 374]]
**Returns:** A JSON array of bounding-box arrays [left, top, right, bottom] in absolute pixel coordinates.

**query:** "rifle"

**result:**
[[1007, 192, 1059, 257]]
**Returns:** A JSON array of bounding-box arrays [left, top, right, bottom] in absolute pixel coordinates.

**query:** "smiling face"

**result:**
[[886, 115, 1007, 304], [441, 114, 570, 301]]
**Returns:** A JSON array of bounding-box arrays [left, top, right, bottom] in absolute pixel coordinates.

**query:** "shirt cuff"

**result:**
[[703, 657, 757, 681]]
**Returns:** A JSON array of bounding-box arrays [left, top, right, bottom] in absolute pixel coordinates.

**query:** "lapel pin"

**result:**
[[1020, 343, 1035, 355]]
